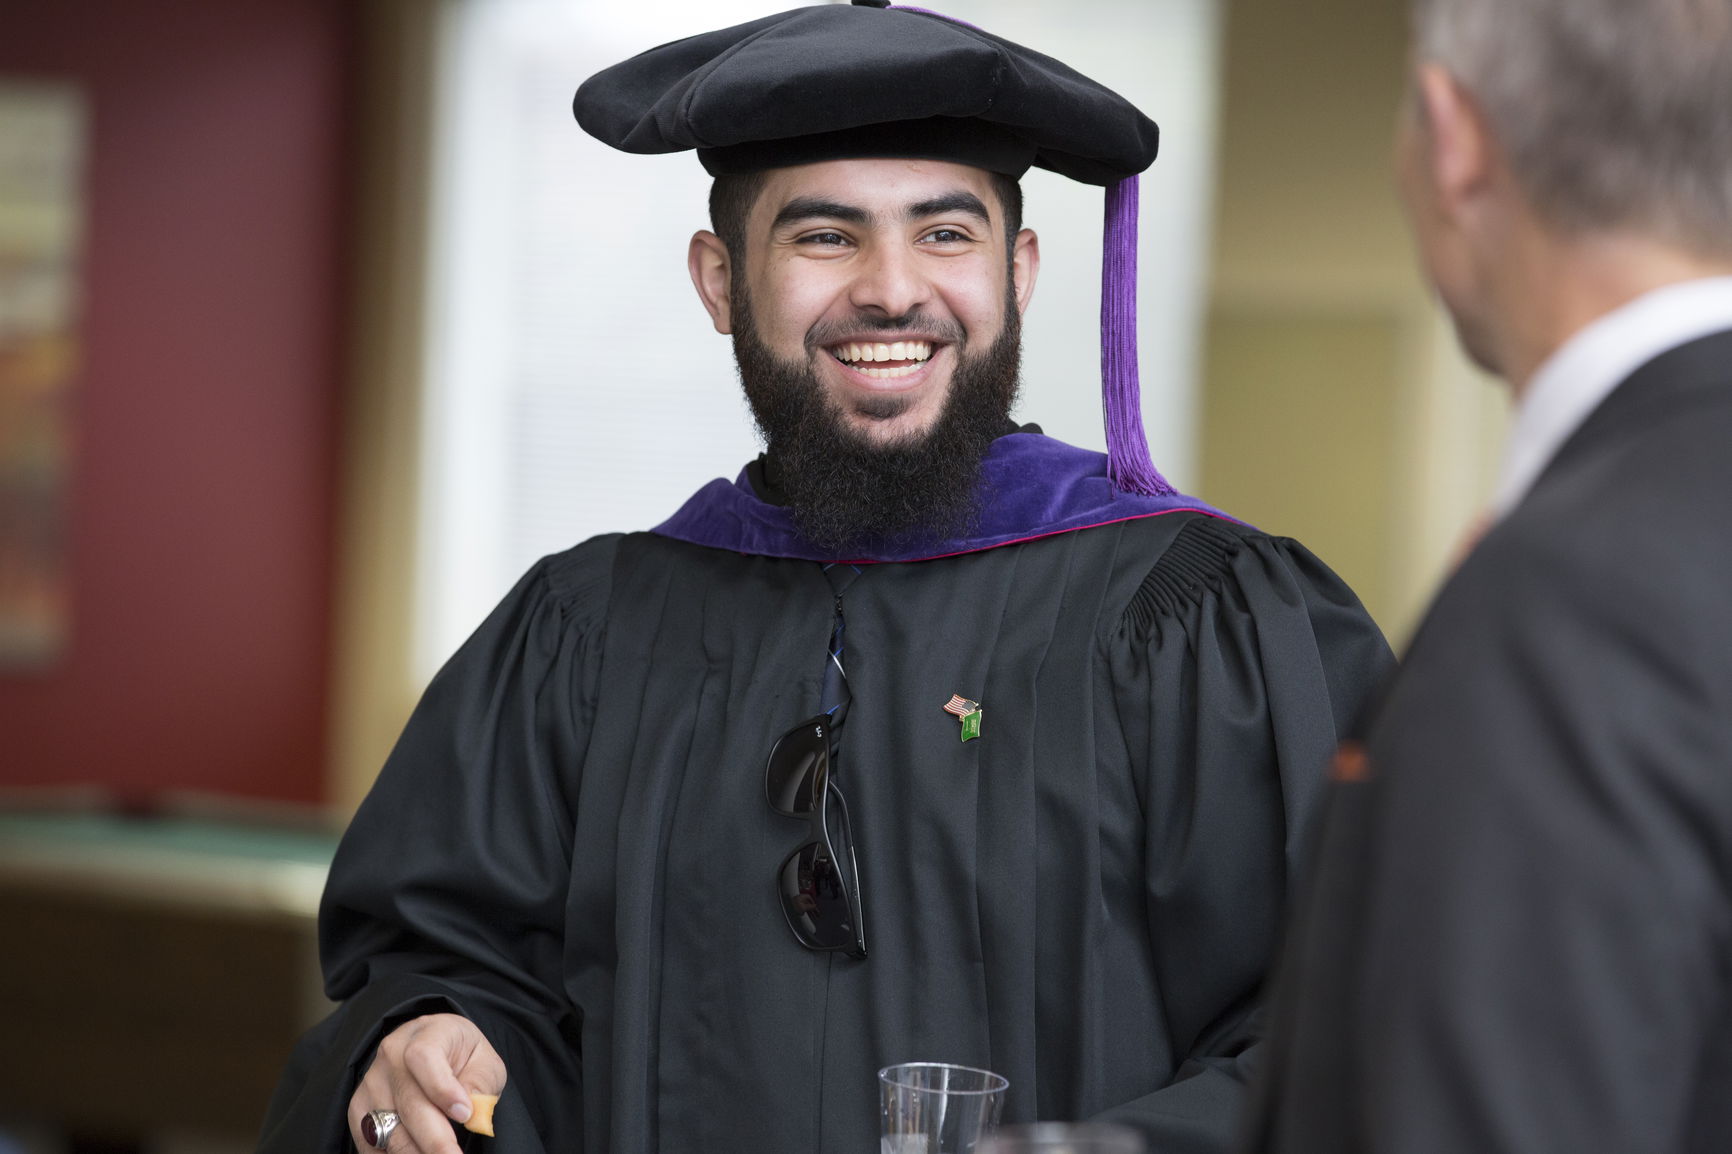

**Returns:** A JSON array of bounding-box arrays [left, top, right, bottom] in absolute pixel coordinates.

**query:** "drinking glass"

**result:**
[[977, 1123, 1146, 1154], [879, 1061, 1009, 1154]]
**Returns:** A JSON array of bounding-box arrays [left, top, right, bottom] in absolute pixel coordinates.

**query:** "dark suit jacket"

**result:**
[[1244, 327, 1732, 1153]]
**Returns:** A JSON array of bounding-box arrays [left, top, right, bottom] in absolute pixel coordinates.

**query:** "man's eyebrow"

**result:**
[[771, 197, 871, 230], [769, 191, 995, 231], [907, 192, 992, 225]]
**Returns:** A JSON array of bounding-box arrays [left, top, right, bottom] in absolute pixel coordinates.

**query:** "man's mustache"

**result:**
[[805, 311, 966, 351]]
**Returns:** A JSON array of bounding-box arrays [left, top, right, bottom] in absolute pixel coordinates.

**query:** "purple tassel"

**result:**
[[1101, 176, 1174, 497]]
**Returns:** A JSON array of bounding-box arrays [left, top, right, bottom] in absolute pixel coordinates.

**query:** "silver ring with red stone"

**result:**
[[362, 1108, 400, 1150]]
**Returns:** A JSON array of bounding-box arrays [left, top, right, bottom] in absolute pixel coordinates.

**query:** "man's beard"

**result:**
[[731, 289, 1023, 557]]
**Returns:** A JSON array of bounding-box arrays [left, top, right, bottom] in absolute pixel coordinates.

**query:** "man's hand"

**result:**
[[348, 1013, 507, 1154]]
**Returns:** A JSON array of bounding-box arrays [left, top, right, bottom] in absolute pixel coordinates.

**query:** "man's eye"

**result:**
[[799, 231, 851, 246], [922, 228, 974, 244]]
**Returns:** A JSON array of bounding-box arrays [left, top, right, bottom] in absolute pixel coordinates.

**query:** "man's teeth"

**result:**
[[855, 362, 921, 379], [832, 340, 934, 365]]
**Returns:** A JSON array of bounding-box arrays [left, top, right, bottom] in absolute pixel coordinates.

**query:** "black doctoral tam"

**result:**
[[572, 0, 1159, 185]]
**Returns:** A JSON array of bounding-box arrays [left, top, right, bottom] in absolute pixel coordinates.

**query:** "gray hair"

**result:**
[[1411, 0, 1732, 255]]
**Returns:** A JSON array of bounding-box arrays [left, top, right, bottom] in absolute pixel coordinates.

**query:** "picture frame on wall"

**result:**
[[0, 80, 85, 670]]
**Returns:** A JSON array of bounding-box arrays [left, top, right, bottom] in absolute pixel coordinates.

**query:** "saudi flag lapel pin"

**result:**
[[943, 694, 983, 742]]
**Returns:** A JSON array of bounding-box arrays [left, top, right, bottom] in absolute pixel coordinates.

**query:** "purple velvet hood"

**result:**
[[652, 432, 1236, 563]]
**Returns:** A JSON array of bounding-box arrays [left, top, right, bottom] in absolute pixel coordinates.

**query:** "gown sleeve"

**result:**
[[1092, 516, 1395, 1153], [256, 541, 616, 1154]]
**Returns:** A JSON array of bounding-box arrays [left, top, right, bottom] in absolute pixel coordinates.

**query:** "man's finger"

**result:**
[[350, 1063, 402, 1151], [451, 1038, 509, 1107], [376, 1053, 462, 1154], [402, 1029, 481, 1124], [393, 1093, 466, 1154]]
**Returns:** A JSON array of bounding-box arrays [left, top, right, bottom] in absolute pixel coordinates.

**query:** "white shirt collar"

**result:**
[[1491, 276, 1732, 517]]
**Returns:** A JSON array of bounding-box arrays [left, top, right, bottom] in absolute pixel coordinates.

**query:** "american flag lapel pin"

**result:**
[[943, 694, 983, 742]]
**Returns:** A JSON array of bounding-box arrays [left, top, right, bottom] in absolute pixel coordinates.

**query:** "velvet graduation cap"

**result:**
[[573, 0, 1172, 496]]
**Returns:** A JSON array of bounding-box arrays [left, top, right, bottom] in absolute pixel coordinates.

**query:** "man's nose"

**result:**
[[846, 243, 931, 317]]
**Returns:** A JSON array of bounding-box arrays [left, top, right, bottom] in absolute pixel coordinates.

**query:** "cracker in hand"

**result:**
[[464, 1093, 499, 1137]]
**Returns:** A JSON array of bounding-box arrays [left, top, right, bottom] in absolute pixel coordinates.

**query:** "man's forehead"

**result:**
[[754, 157, 1002, 217]]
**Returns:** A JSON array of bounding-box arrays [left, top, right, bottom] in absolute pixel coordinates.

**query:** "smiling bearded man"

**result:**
[[724, 177, 1026, 555], [257, 6, 1394, 1154], [693, 155, 1038, 556]]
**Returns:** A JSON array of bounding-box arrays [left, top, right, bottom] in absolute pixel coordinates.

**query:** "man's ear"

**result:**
[[1011, 228, 1040, 316], [1414, 62, 1495, 224], [688, 230, 733, 334]]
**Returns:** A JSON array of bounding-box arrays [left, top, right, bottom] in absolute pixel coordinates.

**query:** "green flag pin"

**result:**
[[943, 694, 984, 743]]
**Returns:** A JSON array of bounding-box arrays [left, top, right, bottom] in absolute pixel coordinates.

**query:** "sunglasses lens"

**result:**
[[766, 721, 827, 815], [778, 840, 856, 950]]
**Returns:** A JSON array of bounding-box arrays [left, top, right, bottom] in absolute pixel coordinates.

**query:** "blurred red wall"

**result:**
[[0, 0, 356, 805]]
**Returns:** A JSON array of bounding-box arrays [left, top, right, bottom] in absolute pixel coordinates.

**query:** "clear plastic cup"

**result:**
[[879, 1061, 1010, 1154]]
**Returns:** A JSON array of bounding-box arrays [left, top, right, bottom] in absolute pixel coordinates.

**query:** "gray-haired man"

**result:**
[[1244, 0, 1732, 1150]]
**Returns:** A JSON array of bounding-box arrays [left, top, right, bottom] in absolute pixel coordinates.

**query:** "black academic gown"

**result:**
[[260, 509, 1391, 1154], [1243, 329, 1732, 1154]]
